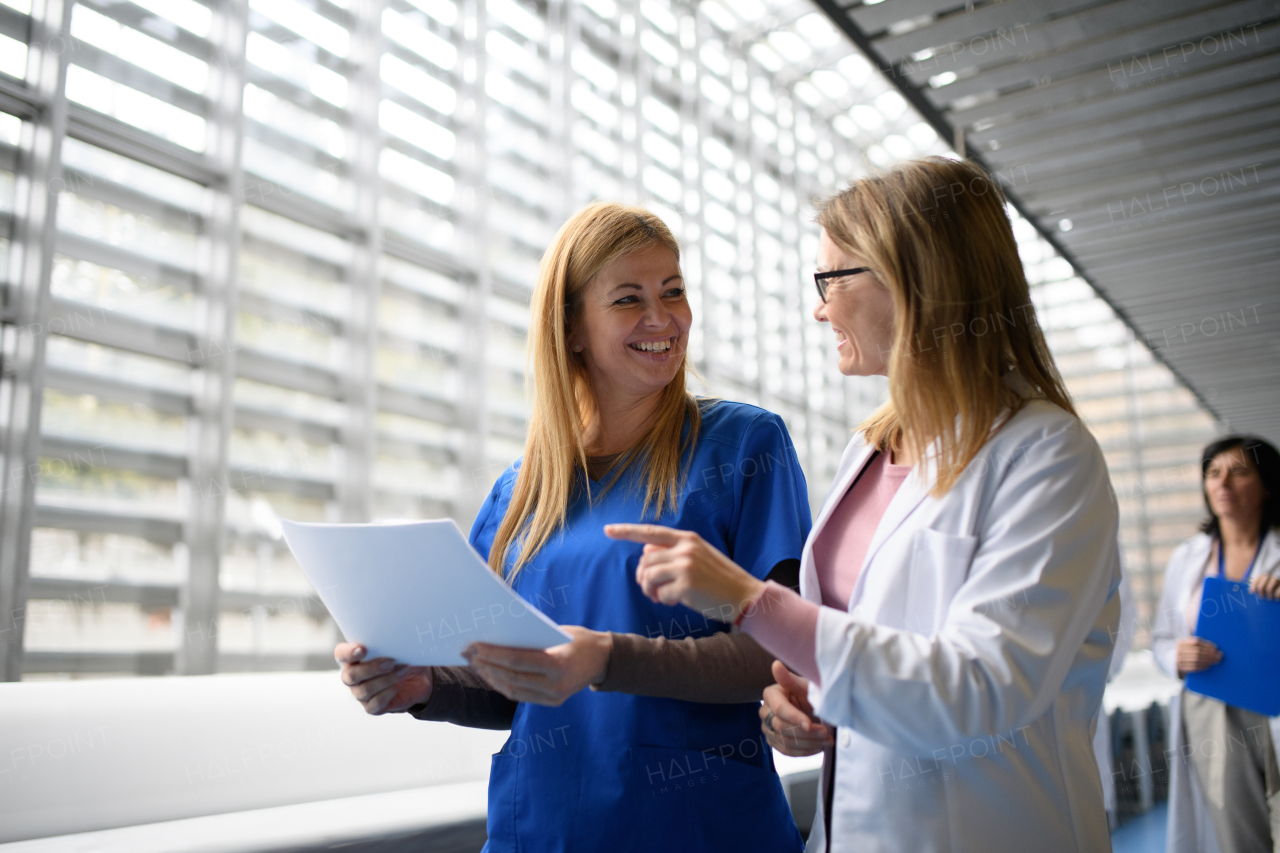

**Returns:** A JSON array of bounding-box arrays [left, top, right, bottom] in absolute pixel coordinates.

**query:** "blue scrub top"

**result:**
[[468, 400, 812, 853]]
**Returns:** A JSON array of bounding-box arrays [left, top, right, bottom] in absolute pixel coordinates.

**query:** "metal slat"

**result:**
[[21, 650, 175, 675], [1070, 208, 1280, 266], [234, 348, 343, 399], [242, 112, 347, 175], [26, 576, 330, 616], [54, 231, 200, 292], [376, 382, 455, 424], [75, 0, 212, 62], [236, 290, 342, 335], [68, 43, 210, 121], [0, 74, 43, 120], [20, 651, 339, 674], [39, 433, 188, 479], [1014, 109, 1280, 196], [0, 0, 72, 682], [951, 22, 1280, 128], [876, 0, 1094, 65], [918, 0, 1275, 100], [240, 171, 366, 247], [46, 296, 197, 363], [28, 576, 178, 608], [241, 66, 350, 127], [0, 3, 28, 44], [1037, 166, 1280, 235], [969, 54, 1280, 157], [226, 466, 335, 501], [33, 505, 183, 543], [42, 365, 191, 415], [850, 0, 959, 35], [175, 0, 249, 676], [233, 406, 342, 446], [66, 103, 226, 187]]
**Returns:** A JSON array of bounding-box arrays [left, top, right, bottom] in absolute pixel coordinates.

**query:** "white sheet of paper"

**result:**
[[281, 518, 571, 665]]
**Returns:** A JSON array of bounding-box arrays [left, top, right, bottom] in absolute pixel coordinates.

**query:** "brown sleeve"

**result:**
[[591, 629, 777, 703], [405, 665, 517, 730], [590, 557, 797, 704]]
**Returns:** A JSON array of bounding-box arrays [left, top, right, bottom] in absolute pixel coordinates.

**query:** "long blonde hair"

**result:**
[[817, 156, 1074, 496], [488, 202, 701, 577]]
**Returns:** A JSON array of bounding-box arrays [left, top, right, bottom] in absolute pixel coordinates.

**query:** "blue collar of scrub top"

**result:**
[[1216, 530, 1267, 583]]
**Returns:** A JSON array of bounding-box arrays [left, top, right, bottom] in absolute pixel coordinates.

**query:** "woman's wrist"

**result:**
[[732, 577, 768, 625], [589, 630, 614, 686], [405, 667, 436, 712]]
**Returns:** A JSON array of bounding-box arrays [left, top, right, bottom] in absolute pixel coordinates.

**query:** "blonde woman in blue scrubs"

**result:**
[[334, 202, 812, 851]]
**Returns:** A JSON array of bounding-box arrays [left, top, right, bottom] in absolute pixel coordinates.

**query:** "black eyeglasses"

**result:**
[[814, 267, 870, 302]]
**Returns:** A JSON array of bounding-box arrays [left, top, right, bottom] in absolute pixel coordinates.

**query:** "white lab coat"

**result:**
[[801, 392, 1122, 853], [1150, 531, 1280, 853], [1094, 564, 1135, 818]]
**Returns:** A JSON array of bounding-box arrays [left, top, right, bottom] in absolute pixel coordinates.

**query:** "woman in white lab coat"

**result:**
[[608, 156, 1123, 852], [1095, 563, 1135, 826], [1151, 436, 1280, 853]]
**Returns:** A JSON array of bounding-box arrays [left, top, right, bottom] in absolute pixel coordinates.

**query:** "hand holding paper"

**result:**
[[281, 519, 571, 666], [335, 642, 432, 715]]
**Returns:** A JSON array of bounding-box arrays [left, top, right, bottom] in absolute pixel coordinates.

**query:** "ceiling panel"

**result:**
[[814, 0, 1280, 445]]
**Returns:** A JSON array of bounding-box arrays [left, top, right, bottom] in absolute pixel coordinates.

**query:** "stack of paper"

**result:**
[[281, 519, 570, 666]]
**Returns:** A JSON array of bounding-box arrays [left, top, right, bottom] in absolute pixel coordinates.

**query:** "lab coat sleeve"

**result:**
[[1108, 567, 1136, 680], [809, 417, 1119, 755], [1150, 545, 1188, 680]]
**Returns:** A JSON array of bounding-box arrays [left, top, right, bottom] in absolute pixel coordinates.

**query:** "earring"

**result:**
[[573, 345, 582, 352]]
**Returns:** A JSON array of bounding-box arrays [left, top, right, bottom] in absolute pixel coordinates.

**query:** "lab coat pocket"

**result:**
[[906, 529, 978, 636]]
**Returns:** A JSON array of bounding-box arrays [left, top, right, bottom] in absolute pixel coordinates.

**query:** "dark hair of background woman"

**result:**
[[1199, 435, 1280, 536]]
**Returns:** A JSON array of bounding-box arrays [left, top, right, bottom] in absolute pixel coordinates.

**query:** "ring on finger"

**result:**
[[764, 710, 776, 732]]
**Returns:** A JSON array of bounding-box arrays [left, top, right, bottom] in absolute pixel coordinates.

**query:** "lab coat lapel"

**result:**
[[849, 449, 936, 607], [800, 442, 877, 605], [812, 443, 878, 536], [1259, 530, 1280, 577]]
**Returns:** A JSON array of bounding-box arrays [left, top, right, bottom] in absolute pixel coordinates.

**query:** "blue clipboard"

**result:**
[[1185, 576, 1280, 716]]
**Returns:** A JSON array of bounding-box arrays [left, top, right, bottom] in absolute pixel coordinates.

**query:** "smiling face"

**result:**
[[1205, 447, 1268, 525], [813, 228, 896, 377], [568, 242, 691, 406]]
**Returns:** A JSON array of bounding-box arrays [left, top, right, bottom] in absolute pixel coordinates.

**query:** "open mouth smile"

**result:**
[[629, 337, 676, 355]]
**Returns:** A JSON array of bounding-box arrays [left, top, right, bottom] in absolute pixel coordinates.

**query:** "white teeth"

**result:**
[[632, 340, 672, 353]]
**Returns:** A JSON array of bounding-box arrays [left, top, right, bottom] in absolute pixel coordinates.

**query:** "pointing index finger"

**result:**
[[604, 523, 682, 546]]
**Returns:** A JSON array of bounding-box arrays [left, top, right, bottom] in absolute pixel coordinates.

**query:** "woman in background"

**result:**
[[334, 202, 812, 852], [1153, 435, 1280, 853]]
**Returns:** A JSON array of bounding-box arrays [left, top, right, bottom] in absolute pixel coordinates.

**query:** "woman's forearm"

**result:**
[[739, 581, 822, 683], [591, 629, 778, 703], [406, 666, 517, 729], [592, 557, 807, 703]]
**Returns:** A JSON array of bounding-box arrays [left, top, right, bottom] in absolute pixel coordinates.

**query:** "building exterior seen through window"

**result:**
[[0, 0, 1216, 679]]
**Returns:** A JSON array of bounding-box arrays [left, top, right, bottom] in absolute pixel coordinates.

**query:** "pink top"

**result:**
[[740, 450, 912, 685]]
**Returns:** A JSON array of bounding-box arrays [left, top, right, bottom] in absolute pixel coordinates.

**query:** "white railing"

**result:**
[[0, 672, 506, 850]]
